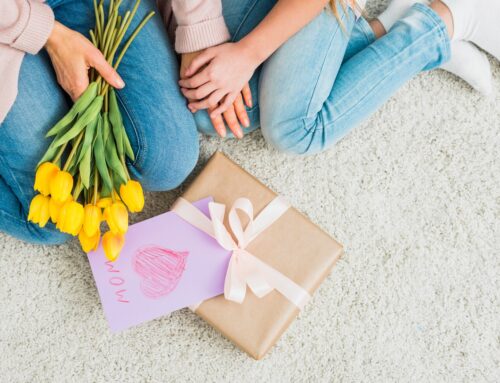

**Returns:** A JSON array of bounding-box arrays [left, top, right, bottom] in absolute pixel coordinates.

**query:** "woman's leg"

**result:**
[[0, 52, 71, 245], [0, 0, 198, 244], [51, 0, 199, 190], [259, 3, 450, 155], [193, 0, 276, 137]]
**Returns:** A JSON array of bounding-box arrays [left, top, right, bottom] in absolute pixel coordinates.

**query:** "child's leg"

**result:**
[[0, 52, 70, 245], [259, 4, 450, 155], [343, 16, 376, 62]]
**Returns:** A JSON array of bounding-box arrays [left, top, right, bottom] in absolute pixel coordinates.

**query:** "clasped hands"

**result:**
[[179, 41, 259, 138]]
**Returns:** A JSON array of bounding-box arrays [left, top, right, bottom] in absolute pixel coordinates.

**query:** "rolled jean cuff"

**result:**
[[408, 3, 451, 66]]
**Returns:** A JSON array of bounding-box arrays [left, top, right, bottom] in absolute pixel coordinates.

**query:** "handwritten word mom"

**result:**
[[105, 261, 130, 303]]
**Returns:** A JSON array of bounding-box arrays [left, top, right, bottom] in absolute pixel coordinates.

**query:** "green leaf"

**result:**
[[46, 82, 98, 137], [105, 130, 128, 184], [122, 126, 135, 161], [108, 89, 124, 156], [79, 146, 92, 189], [52, 96, 103, 147], [94, 115, 113, 191], [77, 117, 98, 164], [102, 112, 111, 146]]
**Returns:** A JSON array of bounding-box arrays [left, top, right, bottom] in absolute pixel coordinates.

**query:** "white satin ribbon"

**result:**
[[172, 197, 311, 310]]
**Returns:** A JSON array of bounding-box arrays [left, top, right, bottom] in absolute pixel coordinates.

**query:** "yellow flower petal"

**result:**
[[57, 201, 84, 236], [79, 228, 101, 253], [83, 204, 102, 237], [34, 162, 59, 196], [50, 170, 73, 203], [104, 202, 128, 234], [120, 180, 144, 213], [102, 231, 125, 261], [28, 194, 50, 228]]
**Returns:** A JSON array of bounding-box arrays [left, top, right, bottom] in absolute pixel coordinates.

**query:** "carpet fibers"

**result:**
[[1, 3, 499, 382]]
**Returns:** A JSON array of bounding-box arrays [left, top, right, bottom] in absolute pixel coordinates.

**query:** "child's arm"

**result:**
[[179, 0, 330, 117]]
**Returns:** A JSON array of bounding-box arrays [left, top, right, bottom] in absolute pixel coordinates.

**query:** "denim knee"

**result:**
[[261, 116, 326, 156], [26, 223, 70, 246], [134, 134, 199, 192]]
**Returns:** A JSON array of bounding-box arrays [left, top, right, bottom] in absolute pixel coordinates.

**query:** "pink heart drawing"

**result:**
[[132, 245, 189, 299]]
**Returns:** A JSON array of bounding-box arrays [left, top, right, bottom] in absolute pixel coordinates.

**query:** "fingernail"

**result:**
[[116, 77, 125, 88], [236, 130, 243, 139], [248, 99, 253, 108], [243, 118, 250, 127], [219, 129, 226, 138]]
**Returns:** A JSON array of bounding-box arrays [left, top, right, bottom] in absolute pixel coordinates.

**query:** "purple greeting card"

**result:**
[[87, 197, 231, 332]]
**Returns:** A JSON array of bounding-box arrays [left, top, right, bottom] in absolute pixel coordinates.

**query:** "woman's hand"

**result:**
[[180, 49, 253, 138], [178, 41, 258, 119], [45, 21, 124, 101]]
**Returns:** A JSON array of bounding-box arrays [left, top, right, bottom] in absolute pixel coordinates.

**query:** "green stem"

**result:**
[[93, 0, 102, 45], [72, 176, 83, 201], [114, 11, 154, 69], [62, 131, 84, 172], [53, 142, 68, 165], [93, 166, 99, 204], [100, 11, 155, 96]]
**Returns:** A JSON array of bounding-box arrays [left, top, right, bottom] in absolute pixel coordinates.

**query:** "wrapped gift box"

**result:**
[[177, 152, 343, 359]]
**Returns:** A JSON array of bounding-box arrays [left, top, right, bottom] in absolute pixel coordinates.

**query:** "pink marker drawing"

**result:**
[[133, 245, 189, 299]]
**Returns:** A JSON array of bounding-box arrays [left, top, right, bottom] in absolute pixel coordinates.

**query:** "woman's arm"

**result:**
[[179, 0, 329, 116], [1, 0, 124, 100], [0, 0, 54, 54]]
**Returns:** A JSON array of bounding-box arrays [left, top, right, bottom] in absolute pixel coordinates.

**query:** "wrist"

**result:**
[[236, 38, 267, 68], [46, 21, 64, 51]]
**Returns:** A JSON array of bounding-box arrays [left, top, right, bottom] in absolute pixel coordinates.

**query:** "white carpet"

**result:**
[[1, 3, 499, 382]]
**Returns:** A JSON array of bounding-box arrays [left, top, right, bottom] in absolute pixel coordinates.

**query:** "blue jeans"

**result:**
[[0, 0, 199, 245], [195, 2, 450, 155]]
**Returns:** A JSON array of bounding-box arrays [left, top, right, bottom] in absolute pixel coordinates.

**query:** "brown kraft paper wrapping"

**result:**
[[179, 152, 343, 360]]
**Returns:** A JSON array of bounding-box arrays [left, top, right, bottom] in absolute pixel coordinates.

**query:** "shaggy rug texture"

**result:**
[[1, 2, 499, 382]]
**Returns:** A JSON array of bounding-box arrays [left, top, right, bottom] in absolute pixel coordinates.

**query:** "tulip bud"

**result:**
[[102, 231, 125, 261], [97, 197, 113, 209], [49, 195, 72, 223], [120, 180, 144, 213], [83, 204, 102, 237], [28, 194, 50, 228], [34, 162, 59, 196], [50, 170, 74, 203], [78, 228, 101, 253], [104, 202, 128, 234], [56, 200, 84, 236]]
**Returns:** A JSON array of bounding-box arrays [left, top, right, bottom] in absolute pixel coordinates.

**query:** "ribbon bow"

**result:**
[[172, 197, 311, 310]]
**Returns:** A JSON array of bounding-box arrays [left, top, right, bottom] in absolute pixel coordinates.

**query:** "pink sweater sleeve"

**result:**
[[171, 0, 230, 53], [0, 0, 54, 54]]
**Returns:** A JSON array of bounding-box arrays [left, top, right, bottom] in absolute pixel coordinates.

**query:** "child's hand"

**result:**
[[178, 41, 258, 118], [180, 49, 253, 138]]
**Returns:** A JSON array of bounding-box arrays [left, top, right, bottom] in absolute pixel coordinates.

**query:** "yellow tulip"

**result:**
[[56, 200, 84, 236], [102, 231, 125, 261], [120, 180, 144, 213], [49, 195, 72, 223], [28, 194, 50, 228], [78, 228, 101, 253], [104, 202, 128, 234], [50, 170, 73, 203], [34, 162, 59, 196], [96, 197, 113, 209], [83, 204, 102, 237]]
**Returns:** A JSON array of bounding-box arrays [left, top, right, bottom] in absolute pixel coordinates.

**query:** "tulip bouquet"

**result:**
[[29, 0, 153, 261]]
